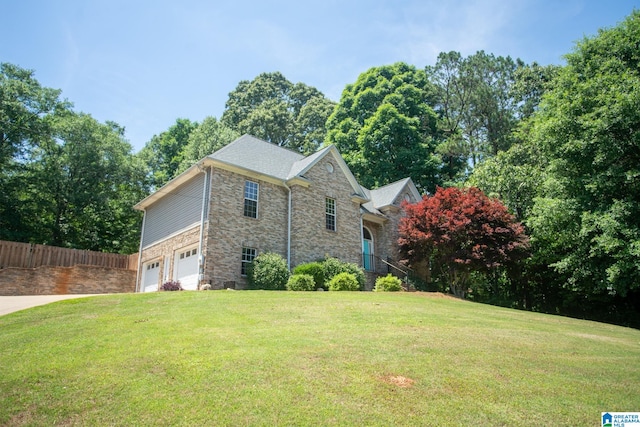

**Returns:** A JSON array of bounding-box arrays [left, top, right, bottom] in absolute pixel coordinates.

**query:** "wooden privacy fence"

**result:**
[[0, 240, 138, 270]]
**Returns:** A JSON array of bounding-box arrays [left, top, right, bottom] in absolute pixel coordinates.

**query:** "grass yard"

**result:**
[[1, 291, 639, 426]]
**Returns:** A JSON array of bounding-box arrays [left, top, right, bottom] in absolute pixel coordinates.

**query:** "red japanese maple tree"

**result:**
[[398, 186, 529, 298]]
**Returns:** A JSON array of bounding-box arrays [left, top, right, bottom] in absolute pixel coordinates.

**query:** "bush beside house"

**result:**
[[286, 274, 316, 291], [374, 274, 403, 292], [247, 252, 290, 290], [292, 262, 326, 289], [321, 257, 365, 290], [328, 272, 360, 291]]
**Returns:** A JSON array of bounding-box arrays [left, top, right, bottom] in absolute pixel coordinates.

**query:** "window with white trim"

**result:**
[[241, 247, 257, 276], [325, 197, 336, 231], [244, 181, 259, 218]]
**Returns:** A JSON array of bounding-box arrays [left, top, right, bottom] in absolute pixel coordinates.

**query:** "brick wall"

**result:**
[[290, 154, 362, 267], [137, 225, 202, 291], [0, 265, 136, 295], [205, 168, 288, 289]]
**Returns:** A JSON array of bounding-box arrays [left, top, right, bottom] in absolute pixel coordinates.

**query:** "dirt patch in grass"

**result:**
[[381, 375, 415, 388]]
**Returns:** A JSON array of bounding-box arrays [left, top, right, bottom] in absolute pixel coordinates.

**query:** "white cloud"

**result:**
[[379, 0, 531, 66]]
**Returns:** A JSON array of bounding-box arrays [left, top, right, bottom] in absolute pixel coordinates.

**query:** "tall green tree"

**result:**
[[426, 51, 522, 172], [0, 63, 70, 242], [325, 62, 441, 192], [221, 72, 335, 154], [176, 116, 239, 174], [528, 11, 640, 304], [137, 118, 197, 188], [26, 113, 146, 252], [0, 63, 68, 168], [510, 62, 560, 120], [0, 63, 146, 252]]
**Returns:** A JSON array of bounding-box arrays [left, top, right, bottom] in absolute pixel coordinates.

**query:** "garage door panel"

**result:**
[[175, 247, 199, 290], [142, 261, 160, 292]]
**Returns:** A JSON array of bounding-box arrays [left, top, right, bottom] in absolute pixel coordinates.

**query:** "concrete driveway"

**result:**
[[0, 295, 101, 316]]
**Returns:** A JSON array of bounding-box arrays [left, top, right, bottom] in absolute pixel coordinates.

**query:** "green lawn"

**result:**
[[1, 291, 638, 426]]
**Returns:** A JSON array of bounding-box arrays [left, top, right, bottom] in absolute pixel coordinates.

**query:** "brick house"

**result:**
[[134, 135, 420, 291]]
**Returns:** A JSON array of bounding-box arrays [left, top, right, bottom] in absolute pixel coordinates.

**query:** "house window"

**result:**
[[325, 197, 336, 231], [241, 247, 257, 276], [244, 181, 259, 218]]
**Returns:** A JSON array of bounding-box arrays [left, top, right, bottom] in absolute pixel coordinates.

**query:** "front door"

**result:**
[[363, 227, 374, 271]]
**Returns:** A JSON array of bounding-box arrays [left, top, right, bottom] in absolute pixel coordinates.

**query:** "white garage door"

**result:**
[[142, 261, 160, 292], [175, 247, 199, 290]]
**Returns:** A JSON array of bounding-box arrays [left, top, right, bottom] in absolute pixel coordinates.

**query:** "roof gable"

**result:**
[[363, 177, 421, 212], [287, 145, 366, 200]]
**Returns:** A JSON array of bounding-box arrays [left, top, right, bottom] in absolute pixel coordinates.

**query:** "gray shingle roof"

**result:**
[[137, 134, 417, 213], [362, 177, 416, 213], [209, 134, 305, 180]]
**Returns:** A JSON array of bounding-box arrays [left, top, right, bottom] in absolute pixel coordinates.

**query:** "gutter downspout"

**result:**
[[135, 210, 147, 293], [284, 182, 292, 270], [197, 165, 209, 288]]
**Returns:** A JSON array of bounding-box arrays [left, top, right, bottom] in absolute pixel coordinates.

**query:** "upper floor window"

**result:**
[[244, 180, 259, 218], [325, 197, 336, 231]]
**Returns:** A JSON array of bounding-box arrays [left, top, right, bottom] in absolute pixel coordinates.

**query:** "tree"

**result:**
[[0, 63, 71, 241], [510, 62, 560, 120], [467, 140, 547, 220], [527, 11, 640, 302], [26, 113, 146, 252], [398, 187, 529, 298], [0, 63, 146, 252], [176, 116, 239, 174], [426, 51, 522, 171], [221, 72, 335, 154], [325, 62, 441, 192], [137, 118, 197, 189], [0, 63, 69, 168]]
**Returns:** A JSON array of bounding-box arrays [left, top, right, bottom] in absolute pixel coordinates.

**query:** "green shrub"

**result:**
[[247, 252, 290, 290], [322, 257, 365, 290], [286, 274, 316, 291], [328, 272, 360, 291], [374, 274, 403, 292], [292, 262, 325, 289]]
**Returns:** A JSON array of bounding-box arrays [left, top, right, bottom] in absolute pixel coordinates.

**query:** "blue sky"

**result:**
[[2, 0, 639, 152]]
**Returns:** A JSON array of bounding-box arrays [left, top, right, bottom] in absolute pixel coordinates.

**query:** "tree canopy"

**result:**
[[466, 11, 640, 325], [325, 62, 441, 192], [176, 117, 239, 174], [136, 118, 197, 189], [221, 72, 335, 154], [0, 63, 146, 253], [398, 187, 529, 298], [527, 10, 640, 299]]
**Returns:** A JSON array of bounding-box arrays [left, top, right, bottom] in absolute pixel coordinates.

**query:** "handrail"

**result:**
[[378, 256, 411, 276], [364, 253, 413, 278]]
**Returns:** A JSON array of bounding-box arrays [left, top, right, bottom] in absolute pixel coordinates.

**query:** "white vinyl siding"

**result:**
[[142, 176, 205, 248]]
